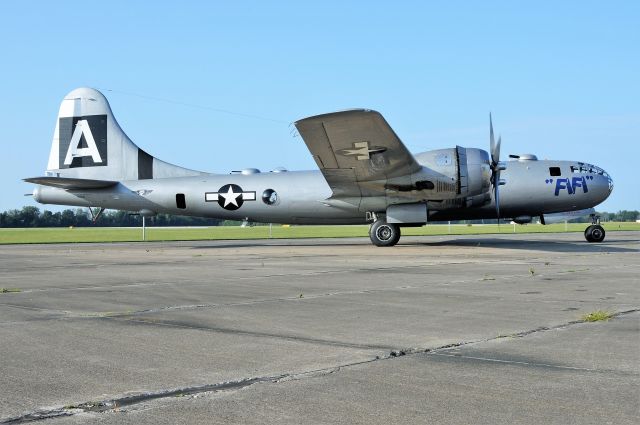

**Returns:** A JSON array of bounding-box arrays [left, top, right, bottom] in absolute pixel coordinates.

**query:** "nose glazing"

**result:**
[[595, 166, 613, 203], [572, 162, 612, 204], [605, 170, 614, 194]]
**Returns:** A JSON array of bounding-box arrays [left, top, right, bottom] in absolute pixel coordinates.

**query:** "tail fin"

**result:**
[[45, 87, 205, 181]]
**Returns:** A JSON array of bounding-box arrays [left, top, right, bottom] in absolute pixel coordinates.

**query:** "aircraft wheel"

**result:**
[[369, 220, 401, 247], [584, 225, 605, 243]]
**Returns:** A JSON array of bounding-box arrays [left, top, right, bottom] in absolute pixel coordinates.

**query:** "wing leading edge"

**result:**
[[294, 110, 421, 197]]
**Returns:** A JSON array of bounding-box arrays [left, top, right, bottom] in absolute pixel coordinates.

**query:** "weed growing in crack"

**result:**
[[0, 288, 21, 293], [581, 310, 613, 322]]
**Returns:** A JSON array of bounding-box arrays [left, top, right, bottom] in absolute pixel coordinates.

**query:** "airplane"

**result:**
[[24, 88, 613, 246]]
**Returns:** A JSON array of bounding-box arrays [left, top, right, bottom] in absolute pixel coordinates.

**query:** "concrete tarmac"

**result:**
[[0, 232, 638, 424]]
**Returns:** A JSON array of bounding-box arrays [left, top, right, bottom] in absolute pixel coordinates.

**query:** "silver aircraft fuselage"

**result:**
[[34, 158, 613, 225]]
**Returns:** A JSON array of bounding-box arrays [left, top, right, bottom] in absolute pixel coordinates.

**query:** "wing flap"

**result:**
[[24, 176, 118, 189]]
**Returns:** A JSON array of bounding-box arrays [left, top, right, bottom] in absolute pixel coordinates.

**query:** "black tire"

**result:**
[[586, 225, 605, 243], [584, 225, 593, 242], [369, 220, 401, 247]]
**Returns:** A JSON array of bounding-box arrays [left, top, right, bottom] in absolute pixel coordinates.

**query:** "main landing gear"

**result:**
[[369, 219, 401, 247], [584, 214, 605, 243]]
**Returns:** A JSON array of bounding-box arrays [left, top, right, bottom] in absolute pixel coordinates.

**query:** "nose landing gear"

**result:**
[[584, 214, 605, 243]]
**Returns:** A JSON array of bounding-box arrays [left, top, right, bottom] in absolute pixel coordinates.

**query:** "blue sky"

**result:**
[[1, 1, 638, 212]]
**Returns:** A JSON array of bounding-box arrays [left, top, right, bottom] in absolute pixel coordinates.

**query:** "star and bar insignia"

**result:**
[[337, 141, 387, 161], [205, 184, 256, 211]]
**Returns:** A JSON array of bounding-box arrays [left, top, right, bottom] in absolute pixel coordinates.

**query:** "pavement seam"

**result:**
[[3, 262, 633, 322], [5, 262, 637, 296], [427, 353, 640, 376], [413, 308, 640, 356], [3, 309, 637, 424]]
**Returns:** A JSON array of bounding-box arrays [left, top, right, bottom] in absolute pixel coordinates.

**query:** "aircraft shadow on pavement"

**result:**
[[415, 237, 638, 253], [191, 235, 638, 253], [192, 241, 369, 249]]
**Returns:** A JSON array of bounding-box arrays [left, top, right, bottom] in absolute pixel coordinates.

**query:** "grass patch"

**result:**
[[581, 310, 614, 322], [0, 288, 22, 293], [0, 221, 638, 245]]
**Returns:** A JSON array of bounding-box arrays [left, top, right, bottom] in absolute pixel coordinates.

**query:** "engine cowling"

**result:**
[[414, 146, 492, 208], [462, 148, 491, 197]]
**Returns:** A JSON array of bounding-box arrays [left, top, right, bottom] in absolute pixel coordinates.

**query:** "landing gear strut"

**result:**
[[369, 219, 401, 247], [584, 214, 605, 243]]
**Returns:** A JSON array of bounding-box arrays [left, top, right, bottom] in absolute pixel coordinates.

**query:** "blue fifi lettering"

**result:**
[[553, 176, 588, 196], [572, 176, 588, 193]]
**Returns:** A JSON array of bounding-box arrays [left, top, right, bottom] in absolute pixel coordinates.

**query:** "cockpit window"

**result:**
[[549, 167, 561, 176], [570, 162, 609, 177]]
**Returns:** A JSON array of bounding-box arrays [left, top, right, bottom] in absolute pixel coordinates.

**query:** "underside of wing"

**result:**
[[294, 110, 421, 197], [23, 176, 118, 189]]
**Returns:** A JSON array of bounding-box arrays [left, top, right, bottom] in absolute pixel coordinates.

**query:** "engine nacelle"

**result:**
[[414, 146, 491, 207], [462, 148, 491, 197]]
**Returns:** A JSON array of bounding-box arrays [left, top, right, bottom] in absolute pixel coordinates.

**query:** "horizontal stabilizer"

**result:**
[[23, 176, 118, 189]]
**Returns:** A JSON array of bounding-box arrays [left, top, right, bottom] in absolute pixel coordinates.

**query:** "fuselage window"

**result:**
[[262, 189, 279, 205], [176, 193, 186, 209], [549, 167, 561, 176]]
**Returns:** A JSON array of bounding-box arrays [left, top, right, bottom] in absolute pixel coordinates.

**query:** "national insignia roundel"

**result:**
[[204, 184, 257, 211]]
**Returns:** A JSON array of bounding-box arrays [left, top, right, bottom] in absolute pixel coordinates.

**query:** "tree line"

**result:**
[[0, 206, 638, 228], [0, 207, 221, 228]]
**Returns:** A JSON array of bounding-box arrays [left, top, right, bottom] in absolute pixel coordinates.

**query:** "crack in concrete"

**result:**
[[0, 262, 474, 294], [0, 365, 370, 424], [3, 309, 637, 424], [428, 352, 640, 376], [1, 262, 637, 328], [400, 308, 640, 357], [4, 262, 632, 323], [7, 261, 636, 296]]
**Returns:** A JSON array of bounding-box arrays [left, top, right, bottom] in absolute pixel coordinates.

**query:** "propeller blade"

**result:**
[[489, 114, 502, 220], [495, 182, 501, 220], [489, 114, 495, 162]]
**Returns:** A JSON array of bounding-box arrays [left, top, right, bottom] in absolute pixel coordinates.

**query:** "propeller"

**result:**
[[489, 114, 505, 220]]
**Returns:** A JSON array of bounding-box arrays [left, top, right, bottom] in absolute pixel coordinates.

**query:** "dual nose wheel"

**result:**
[[584, 224, 605, 242]]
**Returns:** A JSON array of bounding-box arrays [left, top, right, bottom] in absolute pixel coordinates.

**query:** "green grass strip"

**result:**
[[0, 222, 637, 244]]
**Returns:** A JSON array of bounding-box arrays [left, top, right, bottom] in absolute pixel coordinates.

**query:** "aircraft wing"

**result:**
[[294, 109, 422, 197], [23, 177, 118, 189]]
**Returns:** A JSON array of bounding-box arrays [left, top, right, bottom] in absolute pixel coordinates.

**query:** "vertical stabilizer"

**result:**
[[46, 87, 206, 181]]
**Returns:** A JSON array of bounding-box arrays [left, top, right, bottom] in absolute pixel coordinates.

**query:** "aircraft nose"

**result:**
[[605, 170, 614, 194], [593, 166, 613, 203]]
